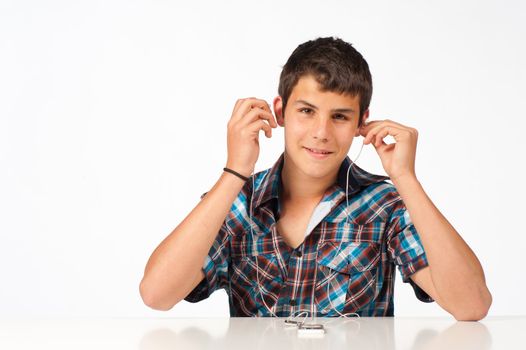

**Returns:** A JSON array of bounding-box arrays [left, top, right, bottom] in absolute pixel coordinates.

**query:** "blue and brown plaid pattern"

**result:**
[[185, 152, 433, 316]]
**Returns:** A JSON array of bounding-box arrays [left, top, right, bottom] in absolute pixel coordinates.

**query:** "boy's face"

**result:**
[[273, 74, 368, 180]]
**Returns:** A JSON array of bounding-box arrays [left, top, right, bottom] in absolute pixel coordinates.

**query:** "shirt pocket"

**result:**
[[229, 253, 284, 315], [321, 220, 387, 243], [314, 240, 380, 314]]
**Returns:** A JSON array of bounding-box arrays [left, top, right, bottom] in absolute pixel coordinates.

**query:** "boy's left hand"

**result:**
[[359, 119, 418, 183]]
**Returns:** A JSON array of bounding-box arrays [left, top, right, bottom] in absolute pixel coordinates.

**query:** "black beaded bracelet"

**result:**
[[223, 167, 249, 182]]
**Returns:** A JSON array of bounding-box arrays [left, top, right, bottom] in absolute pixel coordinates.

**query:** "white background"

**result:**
[[1, 0, 525, 318]]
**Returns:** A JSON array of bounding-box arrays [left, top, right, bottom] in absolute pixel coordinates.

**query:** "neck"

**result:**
[[280, 151, 338, 204]]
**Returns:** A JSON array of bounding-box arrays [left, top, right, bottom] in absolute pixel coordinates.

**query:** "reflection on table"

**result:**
[[1, 316, 522, 350]]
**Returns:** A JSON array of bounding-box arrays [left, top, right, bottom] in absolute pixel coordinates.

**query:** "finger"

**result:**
[[231, 108, 278, 128], [374, 142, 395, 154], [373, 126, 405, 146], [232, 98, 244, 114], [362, 119, 412, 136], [363, 123, 386, 145], [236, 98, 274, 122], [232, 97, 257, 115], [247, 119, 272, 138], [368, 130, 390, 152], [381, 118, 411, 130], [361, 119, 382, 129], [240, 107, 277, 128], [365, 125, 406, 145], [375, 128, 392, 147], [359, 120, 382, 137], [248, 101, 274, 125]]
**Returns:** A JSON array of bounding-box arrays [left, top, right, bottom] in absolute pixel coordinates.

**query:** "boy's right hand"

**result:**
[[225, 98, 278, 179]]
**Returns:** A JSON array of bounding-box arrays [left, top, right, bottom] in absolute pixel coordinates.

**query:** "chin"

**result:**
[[298, 148, 341, 178]]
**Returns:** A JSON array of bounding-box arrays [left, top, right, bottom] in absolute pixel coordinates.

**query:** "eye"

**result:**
[[333, 114, 348, 120], [299, 108, 313, 114]]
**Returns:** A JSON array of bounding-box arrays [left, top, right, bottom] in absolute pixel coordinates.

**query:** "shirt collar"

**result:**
[[252, 151, 390, 210]]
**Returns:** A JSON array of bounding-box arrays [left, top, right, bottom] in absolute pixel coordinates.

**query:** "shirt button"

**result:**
[[295, 250, 302, 257], [290, 300, 296, 306]]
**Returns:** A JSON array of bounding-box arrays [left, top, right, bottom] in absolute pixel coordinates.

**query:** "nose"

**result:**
[[311, 116, 331, 142]]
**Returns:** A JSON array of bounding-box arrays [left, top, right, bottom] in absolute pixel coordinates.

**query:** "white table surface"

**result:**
[[0, 316, 523, 349]]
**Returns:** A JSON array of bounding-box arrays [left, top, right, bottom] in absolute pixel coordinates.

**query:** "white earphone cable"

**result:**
[[250, 140, 366, 318]]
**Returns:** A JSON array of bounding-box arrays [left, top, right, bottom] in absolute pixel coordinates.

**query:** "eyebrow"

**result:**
[[294, 99, 356, 114]]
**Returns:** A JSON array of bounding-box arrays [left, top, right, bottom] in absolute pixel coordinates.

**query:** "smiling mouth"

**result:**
[[304, 147, 334, 156]]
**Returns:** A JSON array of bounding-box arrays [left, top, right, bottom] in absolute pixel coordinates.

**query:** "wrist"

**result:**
[[391, 172, 420, 189], [225, 163, 252, 178], [223, 167, 251, 182]]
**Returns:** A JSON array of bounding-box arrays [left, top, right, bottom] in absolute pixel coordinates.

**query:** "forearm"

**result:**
[[392, 174, 492, 316], [140, 172, 245, 309]]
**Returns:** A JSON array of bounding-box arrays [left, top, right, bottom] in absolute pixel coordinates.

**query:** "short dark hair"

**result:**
[[278, 36, 372, 128]]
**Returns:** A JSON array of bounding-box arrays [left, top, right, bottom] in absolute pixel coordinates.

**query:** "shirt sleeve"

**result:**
[[183, 191, 232, 303], [386, 198, 434, 303]]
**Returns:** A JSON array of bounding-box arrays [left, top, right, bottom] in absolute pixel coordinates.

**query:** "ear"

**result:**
[[355, 109, 369, 137], [273, 96, 285, 127]]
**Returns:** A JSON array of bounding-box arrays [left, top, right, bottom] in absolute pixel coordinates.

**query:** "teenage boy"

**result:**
[[140, 37, 492, 321]]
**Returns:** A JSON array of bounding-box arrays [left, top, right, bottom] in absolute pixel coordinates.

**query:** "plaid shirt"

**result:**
[[185, 152, 434, 316]]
